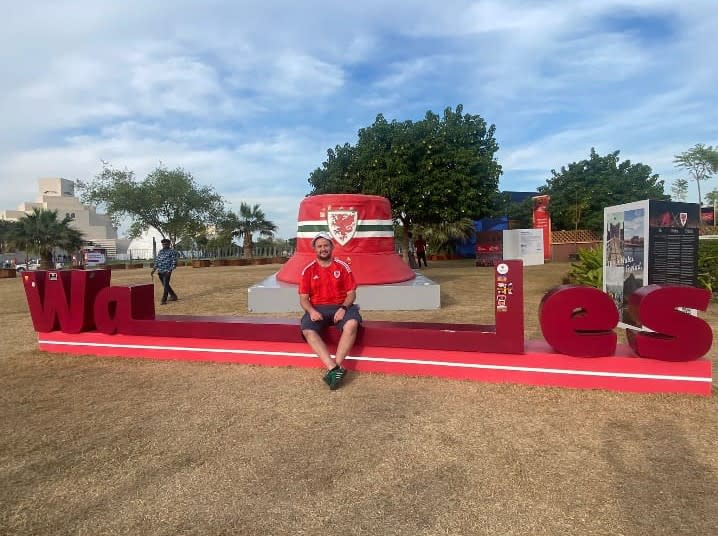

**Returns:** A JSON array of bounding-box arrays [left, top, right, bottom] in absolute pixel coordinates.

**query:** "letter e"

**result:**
[[540, 286, 618, 357]]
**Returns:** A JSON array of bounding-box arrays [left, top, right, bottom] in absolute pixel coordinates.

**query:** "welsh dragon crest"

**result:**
[[327, 210, 358, 246]]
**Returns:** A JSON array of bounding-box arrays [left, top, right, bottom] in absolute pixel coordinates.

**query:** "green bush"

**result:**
[[563, 239, 717, 296], [698, 239, 718, 294], [566, 245, 603, 289]]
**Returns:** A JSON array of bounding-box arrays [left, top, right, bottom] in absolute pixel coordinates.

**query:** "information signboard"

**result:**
[[603, 200, 699, 326]]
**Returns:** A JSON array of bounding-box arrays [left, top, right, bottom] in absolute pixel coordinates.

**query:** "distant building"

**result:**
[[0, 178, 119, 256], [125, 228, 165, 260], [504, 191, 539, 204]]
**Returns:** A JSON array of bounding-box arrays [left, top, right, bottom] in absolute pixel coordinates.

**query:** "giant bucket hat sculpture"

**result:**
[[276, 194, 415, 285]]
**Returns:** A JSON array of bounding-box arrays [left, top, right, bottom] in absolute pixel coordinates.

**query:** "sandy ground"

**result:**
[[1, 261, 716, 535]]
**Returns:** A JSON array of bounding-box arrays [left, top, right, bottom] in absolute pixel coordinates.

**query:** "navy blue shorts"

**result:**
[[301, 304, 362, 333]]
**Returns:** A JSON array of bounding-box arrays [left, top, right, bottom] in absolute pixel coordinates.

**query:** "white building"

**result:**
[[125, 228, 165, 260], [0, 178, 119, 256]]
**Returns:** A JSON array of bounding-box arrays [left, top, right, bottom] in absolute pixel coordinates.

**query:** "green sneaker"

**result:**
[[323, 368, 336, 387], [329, 367, 347, 390]]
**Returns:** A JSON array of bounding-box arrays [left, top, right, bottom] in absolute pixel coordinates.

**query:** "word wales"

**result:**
[[22, 262, 712, 362]]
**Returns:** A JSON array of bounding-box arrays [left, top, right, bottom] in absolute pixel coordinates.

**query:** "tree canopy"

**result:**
[[673, 144, 718, 206], [416, 218, 475, 256], [204, 210, 243, 250], [538, 148, 668, 232], [308, 104, 502, 243], [670, 178, 689, 202], [77, 163, 225, 244], [11, 209, 85, 268], [705, 189, 718, 208], [0, 219, 17, 255], [488, 192, 534, 229]]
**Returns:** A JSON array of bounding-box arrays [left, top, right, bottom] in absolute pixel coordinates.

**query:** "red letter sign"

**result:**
[[627, 285, 712, 361], [540, 285, 618, 357], [22, 269, 111, 333]]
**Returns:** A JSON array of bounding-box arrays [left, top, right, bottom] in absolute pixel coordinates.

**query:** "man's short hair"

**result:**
[[161, 238, 171, 244], [311, 232, 333, 247]]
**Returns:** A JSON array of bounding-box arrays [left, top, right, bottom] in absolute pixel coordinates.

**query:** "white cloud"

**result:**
[[1, 0, 717, 238]]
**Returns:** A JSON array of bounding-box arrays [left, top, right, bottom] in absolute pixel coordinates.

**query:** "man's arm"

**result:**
[[300, 293, 323, 321], [341, 289, 356, 309], [333, 289, 356, 323]]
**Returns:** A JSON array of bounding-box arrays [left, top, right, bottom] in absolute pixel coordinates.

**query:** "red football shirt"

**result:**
[[299, 259, 357, 305]]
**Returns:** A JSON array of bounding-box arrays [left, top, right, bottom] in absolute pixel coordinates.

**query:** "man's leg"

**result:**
[[334, 319, 358, 368], [302, 329, 336, 370], [326, 319, 359, 389], [165, 271, 178, 300], [158, 272, 170, 303]]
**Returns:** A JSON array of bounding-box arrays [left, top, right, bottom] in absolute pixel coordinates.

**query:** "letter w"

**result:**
[[22, 270, 111, 333]]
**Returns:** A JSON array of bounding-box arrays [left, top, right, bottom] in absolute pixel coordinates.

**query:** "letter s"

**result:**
[[627, 285, 712, 361]]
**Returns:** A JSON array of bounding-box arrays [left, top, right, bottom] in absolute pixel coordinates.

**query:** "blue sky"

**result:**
[[1, 0, 716, 238]]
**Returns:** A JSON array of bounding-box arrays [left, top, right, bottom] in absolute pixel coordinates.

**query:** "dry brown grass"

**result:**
[[1, 261, 716, 536]]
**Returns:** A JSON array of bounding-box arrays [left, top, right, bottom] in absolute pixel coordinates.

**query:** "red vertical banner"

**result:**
[[532, 195, 552, 261], [700, 206, 715, 226]]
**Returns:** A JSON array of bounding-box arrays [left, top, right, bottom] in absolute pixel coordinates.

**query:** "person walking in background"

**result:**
[[299, 232, 362, 390], [415, 234, 428, 268], [151, 238, 179, 305], [407, 232, 418, 268]]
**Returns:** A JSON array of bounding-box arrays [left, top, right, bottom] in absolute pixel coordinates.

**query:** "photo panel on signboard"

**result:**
[[603, 200, 649, 327]]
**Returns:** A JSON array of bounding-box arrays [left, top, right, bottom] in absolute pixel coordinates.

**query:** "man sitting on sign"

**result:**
[[299, 232, 362, 390]]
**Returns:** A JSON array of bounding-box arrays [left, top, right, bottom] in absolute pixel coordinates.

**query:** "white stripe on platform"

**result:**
[[39, 339, 317, 359], [38, 339, 711, 383]]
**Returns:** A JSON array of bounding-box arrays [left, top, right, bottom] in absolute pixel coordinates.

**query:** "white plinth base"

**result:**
[[248, 272, 440, 312]]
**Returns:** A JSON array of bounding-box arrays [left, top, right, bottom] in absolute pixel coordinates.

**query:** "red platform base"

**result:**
[[37, 332, 712, 396]]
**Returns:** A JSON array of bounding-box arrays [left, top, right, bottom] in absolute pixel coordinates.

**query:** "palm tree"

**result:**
[[234, 203, 278, 258], [419, 218, 475, 257], [12, 209, 85, 269]]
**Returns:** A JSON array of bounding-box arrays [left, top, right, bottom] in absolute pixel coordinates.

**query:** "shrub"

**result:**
[[566, 245, 603, 289], [698, 239, 718, 294], [564, 239, 717, 297]]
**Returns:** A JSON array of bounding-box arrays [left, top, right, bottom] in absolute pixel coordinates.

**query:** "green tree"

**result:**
[[234, 202, 278, 258], [670, 178, 689, 202], [507, 197, 535, 229], [538, 148, 668, 232], [0, 219, 18, 257], [12, 209, 84, 268], [208, 210, 243, 250], [705, 189, 718, 207], [488, 192, 533, 228], [78, 163, 225, 244], [673, 144, 718, 206], [308, 143, 360, 194], [416, 218, 475, 256], [309, 104, 502, 257]]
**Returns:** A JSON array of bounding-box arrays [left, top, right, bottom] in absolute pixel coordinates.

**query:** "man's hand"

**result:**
[[333, 307, 346, 323], [309, 309, 323, 321]]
